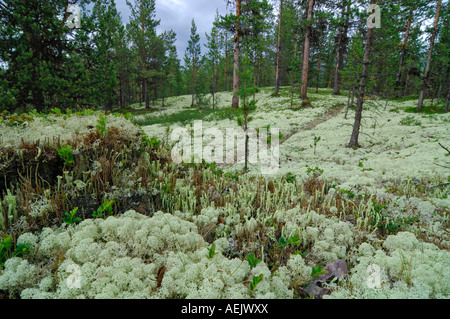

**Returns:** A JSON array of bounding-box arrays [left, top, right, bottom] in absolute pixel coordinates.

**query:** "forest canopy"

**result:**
[[0, 0, 448, 115]]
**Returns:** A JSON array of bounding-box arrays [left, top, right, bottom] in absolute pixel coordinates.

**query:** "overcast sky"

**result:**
[[115, 0, 231, 60]]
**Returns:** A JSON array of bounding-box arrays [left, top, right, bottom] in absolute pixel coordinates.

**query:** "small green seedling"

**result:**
[[246, 254, 261, 269], [0, 235, 13, 267], [62, 207, 82, 225], [278, 236, 301, 249], [311, 264, 328, 279], [306, 165, 324, 177], [56, 145, 74, 166], [310, 136, 321, 155], [285, 172, 296, 184], [93, 199, 114, 218], [249, 274, 264, 293], [206, 243, 219, 259], [13, 243, 33, 257], [294, 251, 308, 257], [0, 236, 31, 268], [51, 107, 63, 117], [97, 115, 108, 136]]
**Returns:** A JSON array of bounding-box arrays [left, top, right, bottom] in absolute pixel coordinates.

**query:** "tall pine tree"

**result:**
[[184, 19, 202, 107]]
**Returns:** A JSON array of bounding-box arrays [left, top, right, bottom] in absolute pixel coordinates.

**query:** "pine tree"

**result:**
[[159, 30, 177, 107], [90, 0, 123, 111], [0, 0, 83, 112], [164, 32, 180, 99], [237, 47, 258, 171], [184, 19, 202, 107], [300, 0, 315, 100], [274, 0, 284, 96], [233, 0, 242, 108], [417, 0, 443, 111], [205, 23, 220, 109], [393, 2, 414, 97], [126, 0, 161, 109], [332, 0, 351, 95], [349, 0, 376, 149]]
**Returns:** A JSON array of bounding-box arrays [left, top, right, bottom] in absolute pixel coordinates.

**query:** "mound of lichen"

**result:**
[[325, 232, 450, 299], [0, 211, 311, 299], [0, 110, 166, 234], [1, 210, 448, 299]]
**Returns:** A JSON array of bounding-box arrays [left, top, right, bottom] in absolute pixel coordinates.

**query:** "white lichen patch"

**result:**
[[0, 113, 141, 150], [0, 211, 310, 299], [324, 232, 450, 299]]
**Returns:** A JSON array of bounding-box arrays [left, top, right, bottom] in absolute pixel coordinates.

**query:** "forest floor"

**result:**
[[136, 87, 449, 192], [0, 87, 449, 299]]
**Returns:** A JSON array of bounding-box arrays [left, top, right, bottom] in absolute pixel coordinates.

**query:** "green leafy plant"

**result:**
[[206, 243, 219, 259], [50, 107, 63, 117], [294, 251, 308, 257], [0, 235, 30, 268], [97, 115, 108, 135], [62, 207, 82, 225], [56, 145, 74, 166], [358, 158, 373, 172], [1, 113, 34, 126], [311, 264, 328, 279], [306, 165, 324, 177], [13, 243, 33, 257], [149, 136, 161, 149], [249, 274, 264, 294], [246, 254, 261, 269], [310, 136, 321, 155], [278, 236, 301, 249], [285, 172, 296, 184], [0, 235, 13, 267], [399, 116, 422, 126], [142, 133, 161, 150], [340, 188, 356, 199], [92, 199, 115, 218]]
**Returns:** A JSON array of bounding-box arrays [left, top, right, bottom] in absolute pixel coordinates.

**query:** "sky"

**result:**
[[115, 0, 231, 60]]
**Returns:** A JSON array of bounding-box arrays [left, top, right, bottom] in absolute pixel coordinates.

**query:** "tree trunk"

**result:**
[[300, 0, 315, 100], [224, 31, 228, 92], [344, 85, 352, 120], [274, 0, 284, 96], [232, 0, 241, 108], [316, 53, 321, 93], [437, 65, 449, 104], [349, 4, 375, 149], [333, 24, 344, 95], [376, 58, 384, 94], [333, 2, 350, 95], [436, 80, 442, 104], [402, 67, 411, 102], [345, 84, 356, 120], [417, 0, 442, 111], [394, 7, 413, 97], [144, 79, 150, 109], [191, 56, 195, 107], [445, 88, 449, 112]]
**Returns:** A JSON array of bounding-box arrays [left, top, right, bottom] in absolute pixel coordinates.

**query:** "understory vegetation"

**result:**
[[1, 89, 448, 299]]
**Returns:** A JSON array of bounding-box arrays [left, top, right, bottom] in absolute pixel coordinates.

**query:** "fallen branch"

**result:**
[[438, 142, 450, 154], [429, 182, 450, 189]]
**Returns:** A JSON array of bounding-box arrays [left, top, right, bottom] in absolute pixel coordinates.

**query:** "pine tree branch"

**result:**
[[438, 143, 450, 155]]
